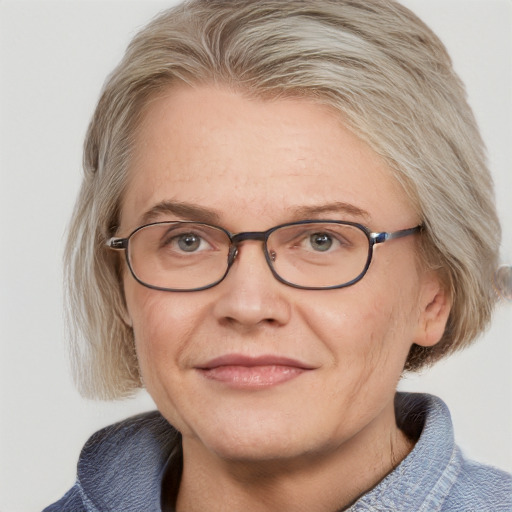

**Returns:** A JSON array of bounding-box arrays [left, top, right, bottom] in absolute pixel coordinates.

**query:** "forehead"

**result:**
[[121, 85, 416, 232]]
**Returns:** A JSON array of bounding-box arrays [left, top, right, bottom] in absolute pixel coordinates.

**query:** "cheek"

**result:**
[[301, 286, 415, 348], [298, 269, 421, 382], [124, 283, 201, 385]]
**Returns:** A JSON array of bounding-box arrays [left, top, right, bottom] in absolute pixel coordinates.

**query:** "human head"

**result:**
[[65, 0, 500, 399]]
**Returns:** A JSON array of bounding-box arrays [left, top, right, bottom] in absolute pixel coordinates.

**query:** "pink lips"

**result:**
[[196, 355, 314, 388]]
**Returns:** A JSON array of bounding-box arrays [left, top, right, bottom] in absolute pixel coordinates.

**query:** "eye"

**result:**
[[276, 225, 351, 254], [309, 232, 333, 252], [161, 230, 212, 253], [176, 233, 202, 252]]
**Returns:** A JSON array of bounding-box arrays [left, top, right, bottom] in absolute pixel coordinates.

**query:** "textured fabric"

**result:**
[[348, 394, 512, 512], [44, 411, 179, 512], [43, 393, 512, 512]]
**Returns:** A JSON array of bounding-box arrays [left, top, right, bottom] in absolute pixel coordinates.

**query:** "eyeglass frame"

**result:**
[[107, 220, 423, 292]]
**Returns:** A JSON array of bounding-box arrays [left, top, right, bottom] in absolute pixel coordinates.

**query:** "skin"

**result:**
[[120, 85, 451, 511]]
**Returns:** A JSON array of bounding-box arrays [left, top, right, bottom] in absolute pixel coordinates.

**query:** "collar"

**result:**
[[76, 393, 459, 511], [347, 393, 460, 511], [76, 411, 179, 512]]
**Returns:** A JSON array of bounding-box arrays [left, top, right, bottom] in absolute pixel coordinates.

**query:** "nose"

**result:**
[[212, 241, 291, 329]]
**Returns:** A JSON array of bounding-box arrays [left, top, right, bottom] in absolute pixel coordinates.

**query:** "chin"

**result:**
[[178, 400, 336, 465], [202, 427, 314, 463]]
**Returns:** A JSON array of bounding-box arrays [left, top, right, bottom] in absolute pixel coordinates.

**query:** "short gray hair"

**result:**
[[65, 0, 501, 399]]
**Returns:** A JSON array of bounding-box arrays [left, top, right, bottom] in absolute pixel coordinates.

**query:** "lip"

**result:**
[[196, 354, 316, 388], [198, 354, 316, 370]]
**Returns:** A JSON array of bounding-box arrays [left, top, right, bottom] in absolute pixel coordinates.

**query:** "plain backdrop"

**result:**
[[0, 1, 510, 511]]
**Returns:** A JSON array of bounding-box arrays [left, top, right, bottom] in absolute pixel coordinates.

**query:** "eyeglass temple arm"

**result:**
[[371, 225, 423, 245], [106, 237, 128, 250]]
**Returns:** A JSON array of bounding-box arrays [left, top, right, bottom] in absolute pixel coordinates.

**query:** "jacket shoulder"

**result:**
[[443, 457, 512, 511], [42, 484, 85, 512], [42, 411, 176, 512]]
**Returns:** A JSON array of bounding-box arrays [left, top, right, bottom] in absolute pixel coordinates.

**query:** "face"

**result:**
[[120, 85, 447, 464]]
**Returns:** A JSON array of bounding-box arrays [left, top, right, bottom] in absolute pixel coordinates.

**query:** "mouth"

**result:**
[[196, 354, 315, 388]]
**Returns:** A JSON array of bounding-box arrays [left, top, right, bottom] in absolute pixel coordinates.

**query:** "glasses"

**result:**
[[107, 220, 422, 291]]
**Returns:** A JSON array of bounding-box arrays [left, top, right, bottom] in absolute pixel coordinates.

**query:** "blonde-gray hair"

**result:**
[[65, 0, 501, 399]]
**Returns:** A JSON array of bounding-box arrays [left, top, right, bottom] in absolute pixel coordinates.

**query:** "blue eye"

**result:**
[[176, 233, 202, 252], [309, 233, 333, 251]]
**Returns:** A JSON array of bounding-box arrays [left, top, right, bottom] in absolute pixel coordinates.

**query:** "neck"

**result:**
[[174, 403, 414, 512]]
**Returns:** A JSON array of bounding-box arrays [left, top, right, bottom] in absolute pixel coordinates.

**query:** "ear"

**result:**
[[414, 272, 452, 347]]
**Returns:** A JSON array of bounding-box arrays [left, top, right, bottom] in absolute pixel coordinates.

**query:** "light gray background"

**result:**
[[0, 1, 510, 511]]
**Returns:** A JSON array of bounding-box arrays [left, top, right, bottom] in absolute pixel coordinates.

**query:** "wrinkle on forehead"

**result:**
[[121, 85, 418, 233]]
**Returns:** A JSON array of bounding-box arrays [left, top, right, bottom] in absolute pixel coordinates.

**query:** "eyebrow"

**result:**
[[289, 202, 371, 222], [140, 201, 222, 225], [139, 200, 370, 227]]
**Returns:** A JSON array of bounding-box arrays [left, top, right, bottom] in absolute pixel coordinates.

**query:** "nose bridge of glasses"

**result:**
[[231, 231, 268, 244], [227, 231, 269, 265]]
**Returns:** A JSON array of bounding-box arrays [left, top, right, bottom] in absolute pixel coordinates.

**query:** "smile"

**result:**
[[196, 355, 315, 388]]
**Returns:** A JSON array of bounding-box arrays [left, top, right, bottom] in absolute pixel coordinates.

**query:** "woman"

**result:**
[[44, 0, 511, 510]]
